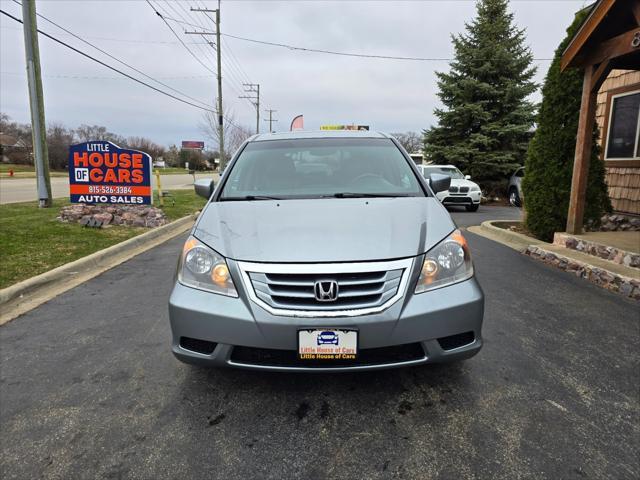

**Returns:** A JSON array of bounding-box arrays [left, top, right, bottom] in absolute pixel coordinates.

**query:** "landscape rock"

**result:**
[[92, 212, 113, 226], [58, 204, 168, 228], [554, 232, 640, 268], [593, 213, 640, 232], [524, 245, 639, 300]]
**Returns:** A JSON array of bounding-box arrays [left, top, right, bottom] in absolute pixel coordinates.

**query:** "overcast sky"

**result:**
[[1, 0, 588, 147]]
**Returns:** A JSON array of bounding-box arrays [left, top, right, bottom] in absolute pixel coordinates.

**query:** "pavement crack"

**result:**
[[207, 413, 225, 426]]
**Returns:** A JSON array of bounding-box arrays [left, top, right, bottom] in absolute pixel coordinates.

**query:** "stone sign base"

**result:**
[[58, 204, 168, 228]]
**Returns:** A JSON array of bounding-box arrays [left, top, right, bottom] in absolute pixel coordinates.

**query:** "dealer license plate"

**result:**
[[298, 329, 358, 360]]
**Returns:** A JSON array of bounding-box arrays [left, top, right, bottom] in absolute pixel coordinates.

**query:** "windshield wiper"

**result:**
[[328, 192, 411, 198], [220, 195, 283, 201]]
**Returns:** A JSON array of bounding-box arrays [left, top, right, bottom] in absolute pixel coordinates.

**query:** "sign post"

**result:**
[[155, 169, 164, 207], [68, 141, 153, 205]]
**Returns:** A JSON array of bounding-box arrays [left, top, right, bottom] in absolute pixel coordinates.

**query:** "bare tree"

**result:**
[[47, 122, 74, 170], [391, 131, 423, 154], [124, 136, 165, 159], [199, 109, 253, 166], [74, 124, 124, 145]]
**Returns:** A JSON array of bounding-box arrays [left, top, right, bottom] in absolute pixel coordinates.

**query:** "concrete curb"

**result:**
[[467, 220, 546, 251], [0, 214, 196, 326]]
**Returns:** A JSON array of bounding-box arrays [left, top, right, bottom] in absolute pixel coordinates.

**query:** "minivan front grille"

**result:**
[[230, 343, 425, 368], [249, 270, 402, 310], [238, 258, 414, 317]]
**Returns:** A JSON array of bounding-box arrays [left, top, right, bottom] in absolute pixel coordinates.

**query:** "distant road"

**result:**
[[0, 172, 219, 204]]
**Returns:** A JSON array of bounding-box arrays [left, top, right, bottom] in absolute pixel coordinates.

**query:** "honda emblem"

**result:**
[[314, 280, 339, 302]]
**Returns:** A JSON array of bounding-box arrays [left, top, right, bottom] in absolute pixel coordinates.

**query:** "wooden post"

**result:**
[[155, 170, 164, 207], [566, 66, 597, 234]]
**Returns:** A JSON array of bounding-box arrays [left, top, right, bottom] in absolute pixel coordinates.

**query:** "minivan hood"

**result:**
[[193, 197, 456, 263]]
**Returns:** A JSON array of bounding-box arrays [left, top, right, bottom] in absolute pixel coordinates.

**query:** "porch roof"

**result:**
[[561, 0, 640, 72]]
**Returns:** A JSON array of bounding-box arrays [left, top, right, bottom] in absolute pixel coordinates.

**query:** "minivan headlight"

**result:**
[[415, 229, 473, 293], [178, 236, 238, 297]]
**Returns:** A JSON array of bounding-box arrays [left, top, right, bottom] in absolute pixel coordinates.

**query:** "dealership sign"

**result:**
[[68, 141, 152, 205], [320, 125, 370, 131], [181, 140, 205, 150]]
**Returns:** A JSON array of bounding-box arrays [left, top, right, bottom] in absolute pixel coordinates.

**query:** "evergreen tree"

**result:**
[[522, 10, 610, 241], [424, 0, 537, 188]]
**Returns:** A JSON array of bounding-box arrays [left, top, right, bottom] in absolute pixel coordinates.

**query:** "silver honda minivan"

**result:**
[[169, 131, 484, 371]]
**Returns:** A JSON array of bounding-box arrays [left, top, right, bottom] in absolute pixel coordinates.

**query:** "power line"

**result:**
[[177, 1, 209, 31], [151, 1, 258, 118], [150, 0, 216, 67], [1, 70, 215, 80], [156, 13, 212, 32], [221, 37, 255, 89], [222, 32, 554, 61], [167, 1, 219, 66], [0, 24, 210, 44], [0, 8, 217, 114], [156, 15, 553, 62], [10, 0, 213, 110], [2, 5, 243, 131], [145, 0, 217, 75], [2, 7, 556, 62], [177, 2, 259, 117], [222, 41, 250, 81], [170, 2, 253, 100]]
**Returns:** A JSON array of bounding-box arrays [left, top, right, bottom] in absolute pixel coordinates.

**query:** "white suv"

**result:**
[[418, 165, 481, 212]]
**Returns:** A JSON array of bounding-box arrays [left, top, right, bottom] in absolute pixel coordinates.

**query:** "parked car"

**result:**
[[418, 165, 481, 212], [508, 167, 524, 207], [169, 131, 484, 371]]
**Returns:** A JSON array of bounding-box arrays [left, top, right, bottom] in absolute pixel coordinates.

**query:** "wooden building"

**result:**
[[596, 69, 640, 215], [561, 0, 640, 233]]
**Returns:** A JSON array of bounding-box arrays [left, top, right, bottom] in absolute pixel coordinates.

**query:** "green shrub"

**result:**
[[522, 10, 610, 241]]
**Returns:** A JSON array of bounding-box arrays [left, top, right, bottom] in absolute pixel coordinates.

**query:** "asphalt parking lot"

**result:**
[[1, 205, 638, 479]]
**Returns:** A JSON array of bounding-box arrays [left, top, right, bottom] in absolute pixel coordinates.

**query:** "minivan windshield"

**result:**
[[219, 138, 424, 200], [422, 166, 465, 180]]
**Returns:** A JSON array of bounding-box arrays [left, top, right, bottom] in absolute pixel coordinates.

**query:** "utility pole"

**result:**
[[239, 83, 260, 134], [263, 109, 278, 133], [187, 3, 224, 167], [21, 0, 51, 207]]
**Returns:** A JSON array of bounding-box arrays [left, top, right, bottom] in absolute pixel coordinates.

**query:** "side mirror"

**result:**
[[465, 175, 471, 180], [429, 173, 451, 194], [194, 178, 215, 199]]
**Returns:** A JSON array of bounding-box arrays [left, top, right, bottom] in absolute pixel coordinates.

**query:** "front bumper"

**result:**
[[436, 191, 481, 205], [168, 260, 484, 371]]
